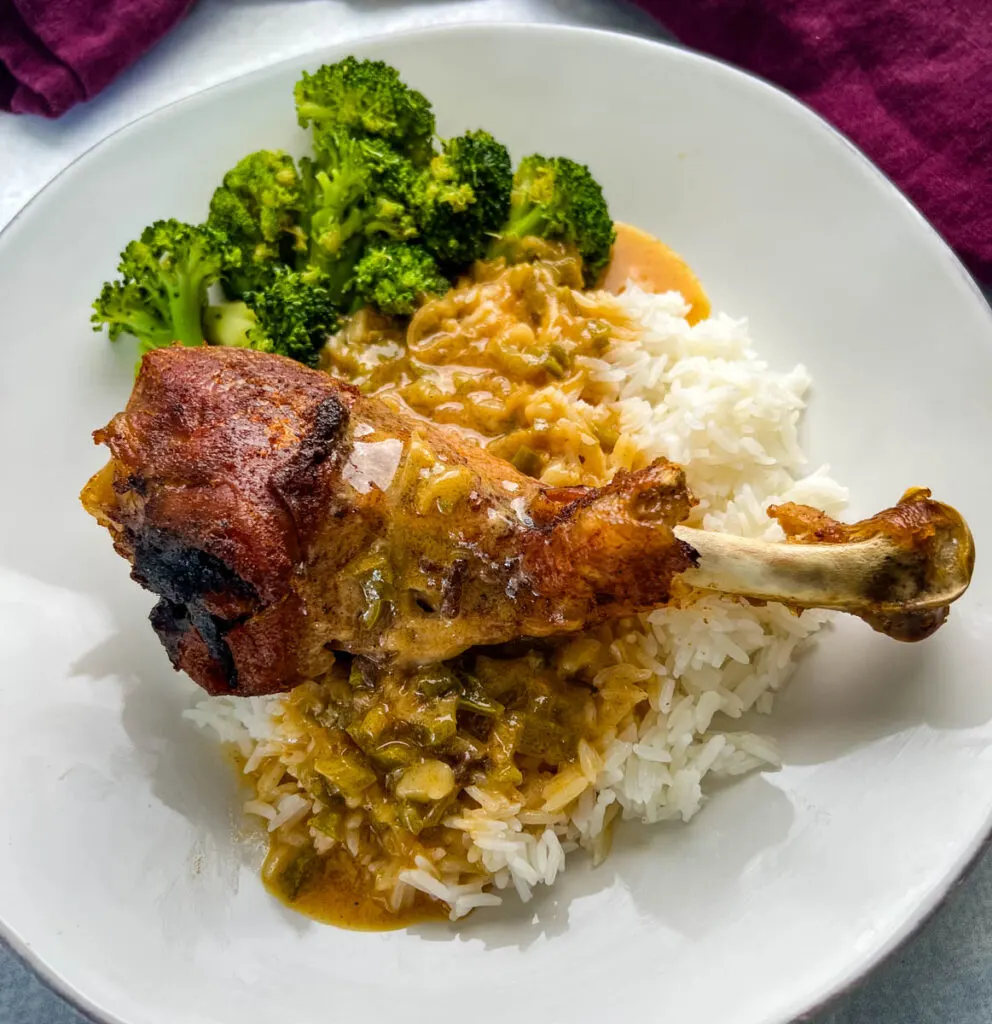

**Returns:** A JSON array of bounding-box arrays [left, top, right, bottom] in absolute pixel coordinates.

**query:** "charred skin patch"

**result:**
[[132, 528, 260, 692], [131, 528, 257, 605], [124, 394, 348, 694], [148, 599, 240, 691], [302, 396, 350, 465], [272, 395, 350, 496]]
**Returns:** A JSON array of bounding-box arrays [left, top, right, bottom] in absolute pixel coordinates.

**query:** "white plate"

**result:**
[[1, 23, 990, 1024]]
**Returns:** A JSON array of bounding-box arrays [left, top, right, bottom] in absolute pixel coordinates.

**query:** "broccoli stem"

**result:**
[[203, 300, 257, 348], [167, 277, 207, 346], [504, 206, 546, 241]]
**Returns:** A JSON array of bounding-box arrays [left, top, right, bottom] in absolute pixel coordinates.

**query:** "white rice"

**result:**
[[186, 286, 848, 919]]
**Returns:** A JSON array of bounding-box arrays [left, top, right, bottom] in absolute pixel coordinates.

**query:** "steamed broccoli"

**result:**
[[207, 150, 305, 298], [91, 219, 238, 351], [295, 57, 435, 167], [415, 130, 512, 269], [248, 268, 338, 366], [92, 58, 619, 375], [359, 140, 422, 239], [495, 155, 615, 285], [202, 299, 257, 349], [298, 146, 365, 288], [292, 59, 438, 300], [204, 268, 338, 367], [352, 242, 449, 316], [300, 135, 420, 302]]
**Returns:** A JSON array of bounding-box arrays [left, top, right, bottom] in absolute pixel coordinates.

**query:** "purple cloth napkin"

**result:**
[[636, 0, 992, 282], [0, 0, 192, 118]]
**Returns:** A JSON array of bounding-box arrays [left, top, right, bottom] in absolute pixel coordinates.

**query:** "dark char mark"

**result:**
[[301, 395, 349, 466], [270, 393, 351, 533], [132, 528, 259, 691], [273, 395, 349, 488]]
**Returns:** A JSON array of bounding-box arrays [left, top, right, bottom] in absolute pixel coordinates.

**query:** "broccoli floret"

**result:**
[[415, 130, 512, 270], [247, 269, 338, 366], [293, 59, 458, 305], [251, 268, 339, 366], [91, 219, 237, 351], [497, 155, 615, 285], [300, 147, 365, 282], [352, 242, 449, 316], [207, 150, 305, 298], [359, 139, 422, 239], [300, 136, 420, 302], [204, 268, 338, 367], [295, 58, 435, 167], [297, 146, 367, 301]]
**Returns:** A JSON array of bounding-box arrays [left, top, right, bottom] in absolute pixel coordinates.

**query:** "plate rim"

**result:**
[[2, 19, 990, 1024]]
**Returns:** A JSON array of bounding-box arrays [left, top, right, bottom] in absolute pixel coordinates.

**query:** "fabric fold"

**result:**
[[0, 0, 192, 117], [635, 0, 992, 280]]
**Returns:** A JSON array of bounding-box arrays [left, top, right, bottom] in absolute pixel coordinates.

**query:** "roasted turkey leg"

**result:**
[[81, 347, 974, 697], [82, 347, 697, 695]]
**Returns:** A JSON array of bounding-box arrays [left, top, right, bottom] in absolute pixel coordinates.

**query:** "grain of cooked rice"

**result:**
[[186, 285, 848, 919]]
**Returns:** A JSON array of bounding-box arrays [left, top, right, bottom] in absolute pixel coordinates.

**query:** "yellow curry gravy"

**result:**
[[263, 845, 447, 930], [602, 223, 710, 324], [261, 225, 708, 929]]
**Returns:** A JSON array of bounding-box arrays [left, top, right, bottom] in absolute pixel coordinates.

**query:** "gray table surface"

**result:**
[[1, 1, 990, 1021]]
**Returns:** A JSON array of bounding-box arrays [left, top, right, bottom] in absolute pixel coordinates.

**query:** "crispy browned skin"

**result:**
[[82, 347, 697, 695]]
